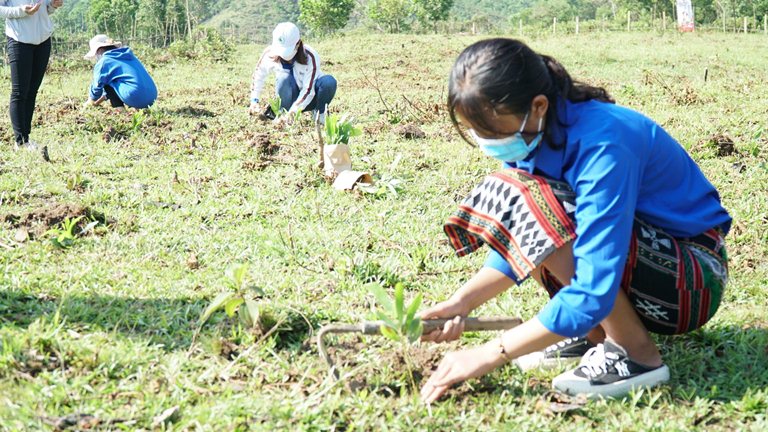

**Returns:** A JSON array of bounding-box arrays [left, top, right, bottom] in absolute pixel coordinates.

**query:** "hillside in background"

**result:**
[[203, 0, 299, 42]]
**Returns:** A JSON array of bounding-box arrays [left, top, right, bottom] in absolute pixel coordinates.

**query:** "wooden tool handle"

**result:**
[[360, 316, 522, 335], [423, 317, 523, 333]]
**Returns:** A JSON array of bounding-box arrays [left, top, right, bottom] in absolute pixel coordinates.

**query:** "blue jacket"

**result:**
[[484, 99, 731, 337], [90, 47, 157, 109]]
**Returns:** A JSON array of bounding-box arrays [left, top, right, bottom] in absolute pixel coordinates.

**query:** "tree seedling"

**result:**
[[46, 216, 84, 249], [324, 113, 362, 145], [369, 282, 422, 343], [369, 282, 423, 389], [269, 96, 284, 119], [199, 263, 265, 331]]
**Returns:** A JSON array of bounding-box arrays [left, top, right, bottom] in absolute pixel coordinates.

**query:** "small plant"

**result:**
[[46, 216, 83, 249], [65, 172, 88, 192], [269, 96, 284, 119], [358, 174, 403, 198], [369, 282, 423, 391], [324, 113, 362, 145], [293, 108, 303, 125], [129, 111, 145, 134], [199, 263, 265, 330], [369, 282, 422, 343]]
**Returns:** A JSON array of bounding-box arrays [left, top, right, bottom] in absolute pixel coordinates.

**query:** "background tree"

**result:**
[[299, 0, 356, 34], [88, 0, 139, 37], [413, 0, 454, 29], [367, 0, 414, 32]]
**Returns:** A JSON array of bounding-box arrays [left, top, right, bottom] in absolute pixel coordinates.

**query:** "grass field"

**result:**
[[1, 32, 767, 430]]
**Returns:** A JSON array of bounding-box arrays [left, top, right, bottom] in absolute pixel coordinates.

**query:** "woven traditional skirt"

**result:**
[[444, 169, 728, 335]]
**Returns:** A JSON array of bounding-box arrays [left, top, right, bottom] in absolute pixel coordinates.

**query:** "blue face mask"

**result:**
[[469, 112, 543, 162]]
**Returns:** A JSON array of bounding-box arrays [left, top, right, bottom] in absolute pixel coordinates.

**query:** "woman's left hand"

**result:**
[[52, 0, 64, 8], [420, 342, 505, 404]]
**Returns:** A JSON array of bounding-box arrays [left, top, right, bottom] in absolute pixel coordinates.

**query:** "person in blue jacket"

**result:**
[[83, 34, 157, 110], [419, 39, 731, 403]]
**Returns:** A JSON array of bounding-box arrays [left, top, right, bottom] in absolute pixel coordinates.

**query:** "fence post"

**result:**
[[627, 11, 631, 31], [519, 19, 523, 37], [553, 17, 557, 35], [662, 11, 666, 31], [576, 16, 580, 34], [764, 14, 767, 35], [744, 16, 748, 33]]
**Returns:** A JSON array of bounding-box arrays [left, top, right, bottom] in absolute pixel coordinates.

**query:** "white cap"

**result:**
[[271, 22, 301, 60], [84, 34, 122, 60]]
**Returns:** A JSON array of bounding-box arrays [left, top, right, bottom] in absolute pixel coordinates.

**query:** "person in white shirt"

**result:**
[[1, 0, 63, 151], [248, 22, 337, 125]]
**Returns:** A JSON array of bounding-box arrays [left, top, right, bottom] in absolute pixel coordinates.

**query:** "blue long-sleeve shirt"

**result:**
[[484, 99, 731, 337], [90, 47, 157, 109]]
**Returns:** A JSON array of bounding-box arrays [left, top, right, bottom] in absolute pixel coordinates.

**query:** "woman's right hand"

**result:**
[[419, 298, 471, 343], [248, 102, 261, 115], [24, 2, 42, 15]]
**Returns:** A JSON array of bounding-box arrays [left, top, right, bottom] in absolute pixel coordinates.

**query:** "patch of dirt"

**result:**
[[242, 133, 280, 172], [170, 106, 217, 118], [534, 391, 588, 415], [394, 123, 426, 139], [2, 203, 110, 239], [17, 348, 64, 377], [248, 133, 279, 157], [218, 338, 240, 361], [241, 160, 270, 172], [102, 126, 128, 143], [703, 134, 737, 157]]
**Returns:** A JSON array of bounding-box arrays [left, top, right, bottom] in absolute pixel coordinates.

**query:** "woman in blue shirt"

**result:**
[[83, 34, 157, 110], [420, 39, 731, 403]]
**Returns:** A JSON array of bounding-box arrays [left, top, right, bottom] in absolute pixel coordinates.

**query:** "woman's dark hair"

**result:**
[[96, 45, 120, 56], [272, 40, 308, 65], [448, 38, 614, 147]]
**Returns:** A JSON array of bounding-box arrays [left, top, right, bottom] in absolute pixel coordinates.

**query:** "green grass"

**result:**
[[1, 32, 767, 430]]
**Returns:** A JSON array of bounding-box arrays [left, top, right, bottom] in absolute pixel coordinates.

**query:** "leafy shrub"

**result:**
[[168, 28, 234, 63]]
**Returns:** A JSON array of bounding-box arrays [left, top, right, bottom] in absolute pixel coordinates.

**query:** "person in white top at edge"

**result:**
[[1, 0, 63, 152], [248, 22, 337, 125]]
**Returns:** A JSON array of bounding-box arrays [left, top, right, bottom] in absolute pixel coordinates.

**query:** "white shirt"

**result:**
[[249, 44, 326, 113], [1, 0, 57, 45]]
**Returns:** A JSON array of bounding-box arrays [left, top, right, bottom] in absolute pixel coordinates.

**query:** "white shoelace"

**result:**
[[578, 343, 620, 378], [544, 337, 579, 353]]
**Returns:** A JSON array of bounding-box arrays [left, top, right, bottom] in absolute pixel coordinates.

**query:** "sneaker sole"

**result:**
[[553, 365, 670, 399], [514, 352, 582, 372]]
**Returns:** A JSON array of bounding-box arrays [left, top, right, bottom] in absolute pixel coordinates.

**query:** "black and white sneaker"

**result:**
[[552, 340, 670, 398], [515, 336, 596, 371], [14, 140, 38, 151]]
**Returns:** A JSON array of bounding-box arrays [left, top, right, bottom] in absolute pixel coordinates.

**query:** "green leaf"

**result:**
[[376, 311, 398, 330], [406, 319, 423, 344], [226, 263, 249, 291], [224, 297, 244, 317], [368, 283, 394, 313], [199, 292, 235, 324], [244, 299, 260, 329], [249, 286, 266, 297], [394, 283, 405, 323], [405, 293, 422, 324], [380, 325, 400, 342], [239, 304, 252, 327]]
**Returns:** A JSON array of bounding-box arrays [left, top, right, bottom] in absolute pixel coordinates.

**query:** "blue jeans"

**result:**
[[275, 72, 337, 114]]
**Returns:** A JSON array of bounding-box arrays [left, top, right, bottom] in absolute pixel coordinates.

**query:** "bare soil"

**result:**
[[394, 123, 426, 139], [3, 202, 109, 239]]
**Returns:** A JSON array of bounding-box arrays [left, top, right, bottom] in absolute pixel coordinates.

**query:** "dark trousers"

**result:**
[[7, 37, 51, 144], [103, 85, 125, 108]]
